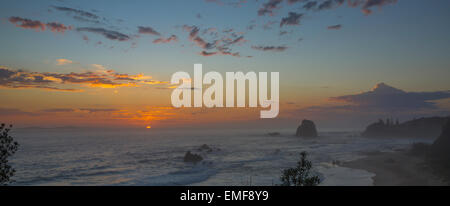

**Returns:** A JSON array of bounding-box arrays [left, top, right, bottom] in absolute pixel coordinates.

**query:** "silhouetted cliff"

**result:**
[[428, 118, 450, 166], [362, 116, 448, 138]]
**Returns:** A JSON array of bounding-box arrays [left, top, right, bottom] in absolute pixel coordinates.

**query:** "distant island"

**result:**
[[362, 116, 449, 138]]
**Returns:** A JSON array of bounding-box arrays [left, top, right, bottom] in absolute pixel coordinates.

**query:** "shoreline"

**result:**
[[342, 149, 448, 186]]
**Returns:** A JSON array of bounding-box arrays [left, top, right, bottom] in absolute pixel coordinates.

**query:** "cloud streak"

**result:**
[[8, 17, 46, 31], [0, 66, 167, 92], [153, 35, 178, 44], [51, 6, 102, 24], [280, 12, 304, 27], [138, 26, 161, 36], [327, 24, 342, 30], [251, 45, 288, 52], [360, 0, 398, 15], [77, 27, 130, 41], [258, 0, 283, 16], [46, 22, 72, 33], [51, 6, 99, 19]]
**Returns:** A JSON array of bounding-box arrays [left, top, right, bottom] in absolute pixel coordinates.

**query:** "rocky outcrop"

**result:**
[[296, 120, 318, 137], [427, 118, 450, 167], [268, 132, 280, 137], [362, 117, 447, 138], [183, 151, 203, 163], [197, 144, 213, 153]]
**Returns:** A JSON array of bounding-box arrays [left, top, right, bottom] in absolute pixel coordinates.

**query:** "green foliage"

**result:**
[[1, 123, 19, 185], [280, 151, 320, 186]]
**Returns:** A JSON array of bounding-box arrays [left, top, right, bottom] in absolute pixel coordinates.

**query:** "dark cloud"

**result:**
[[153, 35, 178, 44], [199, 50, 243, 57], [8, 17, 46, 31], [51, 6, 100, 20], [280, 12, 303, 27], [287, 0, 307, 4], [72, 15, 101, 24], [303, 1, 318, 10], [79, 108, 120, 113], [138, 26, 161, 36], [314, 0, 345, 11], [46, 22, 72, 33], [251, 45, 288, 52], [317, 0, 334, 10], [258, 0, 283, 16], [199, 51, 218, 56], [361, 0, 398, 15], [327, 24, 342, 30], [228, 36, 247, 45], [0, 108, 35, 116], [330, 83, 450, 111], [5, 85, 82, 92], [182, 25, 247, 57], [41, 108, 119, 114], [77, 27, 130, 41], [184, 26, 215, 49], [42, 108, 75, 113], [219, 51, 242, 57]]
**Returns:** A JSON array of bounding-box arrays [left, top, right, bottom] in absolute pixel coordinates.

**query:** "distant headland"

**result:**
[[362, 116, 449, 138]]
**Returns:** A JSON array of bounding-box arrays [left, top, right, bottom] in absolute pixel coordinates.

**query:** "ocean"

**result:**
[[8, 128, 433, 186]]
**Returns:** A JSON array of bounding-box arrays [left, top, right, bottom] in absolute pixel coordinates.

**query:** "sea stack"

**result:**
[[296, 119, 318, 137]]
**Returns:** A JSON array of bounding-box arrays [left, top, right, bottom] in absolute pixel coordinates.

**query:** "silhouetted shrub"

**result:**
[[1, 124, 19, 185], [280, 151, 320, 186]]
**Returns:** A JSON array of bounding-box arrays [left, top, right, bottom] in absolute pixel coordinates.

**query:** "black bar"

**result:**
[[1, 186, 448, 205]]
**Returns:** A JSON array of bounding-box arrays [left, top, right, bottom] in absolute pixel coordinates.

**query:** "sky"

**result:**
[[1, 0, 450, 130]]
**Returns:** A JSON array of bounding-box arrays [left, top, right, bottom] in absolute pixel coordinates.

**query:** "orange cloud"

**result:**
[[9, 17, 72, 34], [56, 58, 73, 65], [0, 66, 168, 92], [9, 17, 45, 31]]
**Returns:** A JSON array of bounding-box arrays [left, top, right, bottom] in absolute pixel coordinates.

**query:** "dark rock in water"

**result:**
[[362, 116, 448, 138], [428, 118, 450, 167], [268, 132, 280, 137], [198, 144, 213, 153], [199, 144, 211, 151], [183, 151, 203, 163], [296, 120, 318, 137]]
